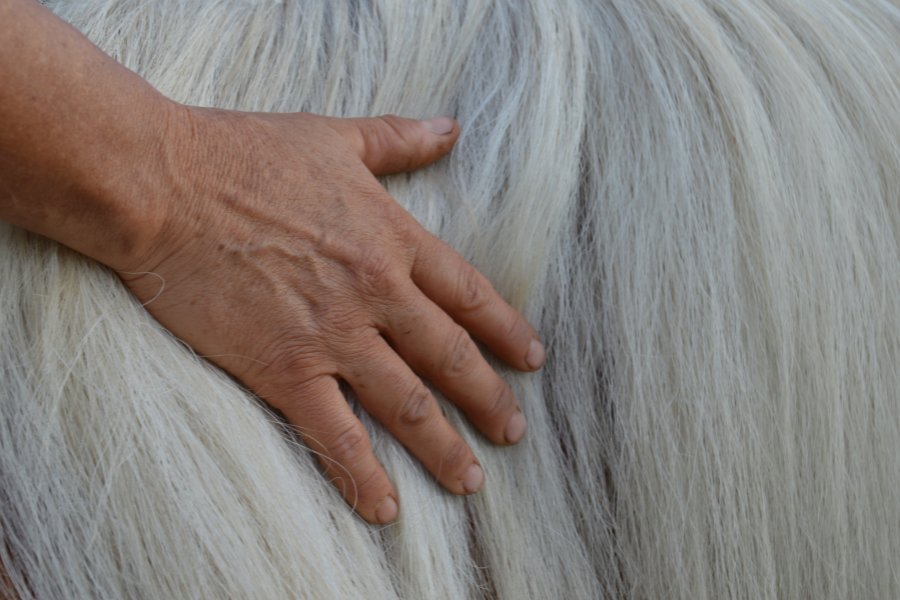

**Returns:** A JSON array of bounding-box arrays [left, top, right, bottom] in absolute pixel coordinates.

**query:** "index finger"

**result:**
[[410, 231, 544, 371]]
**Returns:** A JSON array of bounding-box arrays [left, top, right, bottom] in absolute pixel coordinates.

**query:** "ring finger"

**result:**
[[340, 334, 485, 496]]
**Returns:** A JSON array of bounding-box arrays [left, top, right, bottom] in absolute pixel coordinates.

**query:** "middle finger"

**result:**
[[340, 334, 486, 495], [380, 290, 527, 446]]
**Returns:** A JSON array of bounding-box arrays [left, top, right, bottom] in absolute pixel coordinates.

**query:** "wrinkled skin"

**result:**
[[121, 108, 543, 523], [0, 0, 542, 525]]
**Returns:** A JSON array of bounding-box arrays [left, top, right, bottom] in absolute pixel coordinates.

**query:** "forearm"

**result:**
[[0, 0, 174, 269]]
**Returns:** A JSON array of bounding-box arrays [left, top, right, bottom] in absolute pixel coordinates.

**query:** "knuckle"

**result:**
[[385, 296, 423, 335], [388, 212, 419, 247], [442, 440, 470, 473], [376, 114, 412, 143], [482, 382, 514, 422], [261, 337, 315, 371], [253, 336, 327, 391], [504, 313, 530, 344], [394, 382, 434, 427], [358, 116, 413, 167], [375, 115, 422, 171], [457, 266, 490, 312], [351, 465, 385, 502], [357, 119, 386, 158], [441, 328, 478, 379], [353, 249, 402, 296], [328, 422, 370, 464], [318, 302, 370, 335], [376, 114, 406, 136]]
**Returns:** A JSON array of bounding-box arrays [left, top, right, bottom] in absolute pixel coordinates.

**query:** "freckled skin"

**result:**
[[0, 0, 543, 525]]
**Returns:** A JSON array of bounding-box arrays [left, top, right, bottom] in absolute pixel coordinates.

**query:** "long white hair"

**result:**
[[2, 1, 899, 597]]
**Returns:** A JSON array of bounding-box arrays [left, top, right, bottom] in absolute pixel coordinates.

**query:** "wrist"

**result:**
[[0, 0, 185, 272], [0, 90, 182, 273], [78, 94, 187, 272]]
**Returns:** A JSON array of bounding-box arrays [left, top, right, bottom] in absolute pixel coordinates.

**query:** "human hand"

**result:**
[[120, 107, 544, 524]]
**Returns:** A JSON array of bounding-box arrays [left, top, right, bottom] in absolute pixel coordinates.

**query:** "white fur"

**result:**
[[2, 0, 898, 597]]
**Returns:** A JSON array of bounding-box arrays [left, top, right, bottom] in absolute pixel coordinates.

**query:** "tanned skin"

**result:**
[[0, 0, 543, 526]]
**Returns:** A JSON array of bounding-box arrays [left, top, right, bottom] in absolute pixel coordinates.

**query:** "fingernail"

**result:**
[[423, 116, 455, 135], [375, 496, 398, 524], [463, 463, 484, 494], [525, 339, 545, 369], [505, 411, 527, 444]]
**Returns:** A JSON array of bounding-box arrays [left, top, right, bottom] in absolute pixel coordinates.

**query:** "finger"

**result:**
[[341, 336, 485, 496], [277, 376, 399, 524], [410, 231, 545, 372], [325, 114, 460, 175], [383, 289, 527, 445]]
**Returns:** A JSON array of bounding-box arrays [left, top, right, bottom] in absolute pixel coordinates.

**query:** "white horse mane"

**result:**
[[2, 0, 899, 597]]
